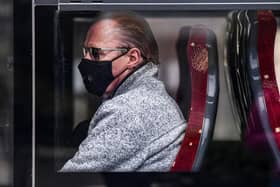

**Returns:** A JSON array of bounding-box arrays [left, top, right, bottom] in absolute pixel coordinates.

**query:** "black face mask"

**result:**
[[78, 53, 127, 97]]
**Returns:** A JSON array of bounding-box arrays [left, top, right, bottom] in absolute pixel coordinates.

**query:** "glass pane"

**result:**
[[0, 0, 13, 186]]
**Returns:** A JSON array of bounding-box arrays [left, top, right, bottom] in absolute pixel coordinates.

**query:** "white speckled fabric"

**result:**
[[60, 62, 187, 172]]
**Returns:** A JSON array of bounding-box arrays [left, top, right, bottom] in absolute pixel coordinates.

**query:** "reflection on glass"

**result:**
[[0, 0, 13, 186]]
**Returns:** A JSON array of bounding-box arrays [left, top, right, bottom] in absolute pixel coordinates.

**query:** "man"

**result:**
[[60, 11, 186, 172]]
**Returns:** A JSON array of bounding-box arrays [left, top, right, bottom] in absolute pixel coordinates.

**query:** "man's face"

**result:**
[[83, 19, 129, 77]]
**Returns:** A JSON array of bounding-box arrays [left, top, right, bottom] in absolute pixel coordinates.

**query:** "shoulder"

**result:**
[[91, 99, 140, 126], [93, 75, 185, 128], [111, 77, 185, 127]]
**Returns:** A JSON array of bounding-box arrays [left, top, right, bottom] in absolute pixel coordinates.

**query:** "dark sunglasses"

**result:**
[[83, 47, 130, 60]]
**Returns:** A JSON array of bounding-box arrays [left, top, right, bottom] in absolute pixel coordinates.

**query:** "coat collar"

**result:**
[[107, 61, 159, 99]]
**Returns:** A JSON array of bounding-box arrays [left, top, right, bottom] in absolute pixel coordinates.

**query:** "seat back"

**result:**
[[171, 26, 219, 171]]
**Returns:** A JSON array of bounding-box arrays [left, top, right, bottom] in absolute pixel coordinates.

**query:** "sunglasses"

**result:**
[[83, 47, 130, 60]]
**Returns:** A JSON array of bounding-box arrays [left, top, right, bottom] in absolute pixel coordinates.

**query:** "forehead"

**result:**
[[84, 19, 121, 47]]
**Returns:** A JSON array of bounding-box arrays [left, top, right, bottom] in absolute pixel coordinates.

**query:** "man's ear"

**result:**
[[127, 48, 143, 69]]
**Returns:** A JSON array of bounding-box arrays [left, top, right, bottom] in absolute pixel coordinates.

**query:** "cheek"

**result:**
[[111, 63, 118, 77], [111, 60, 127, 77]]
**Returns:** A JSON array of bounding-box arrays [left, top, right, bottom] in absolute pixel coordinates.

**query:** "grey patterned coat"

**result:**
[[60, 62, 186, 172]]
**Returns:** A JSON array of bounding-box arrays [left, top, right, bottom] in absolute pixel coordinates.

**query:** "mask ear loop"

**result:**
[[111, 49, 132, 78], [111, 48, 130, 62]]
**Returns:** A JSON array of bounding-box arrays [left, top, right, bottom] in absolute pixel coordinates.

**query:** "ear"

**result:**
[[126, 48, 143, 69]]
